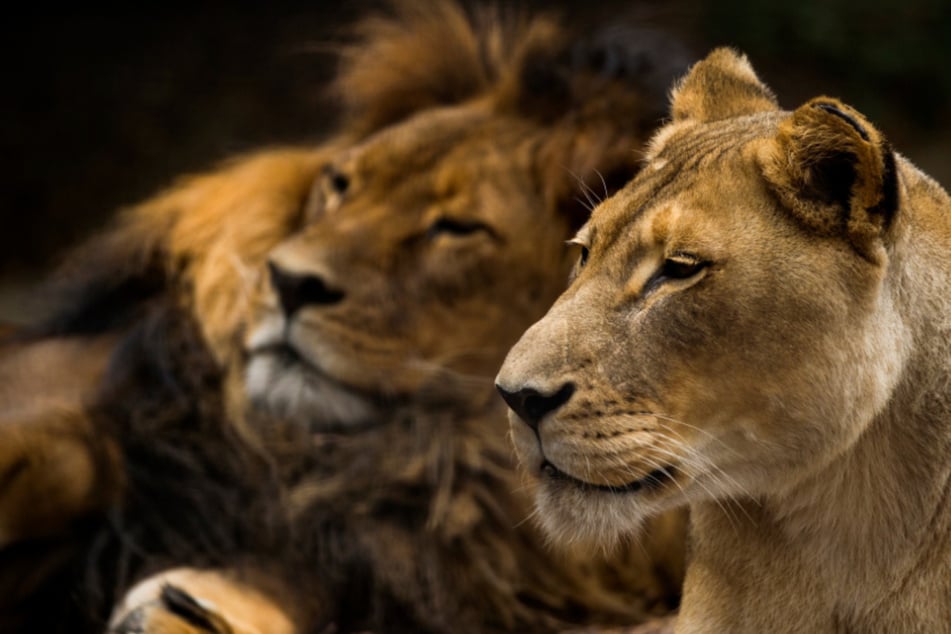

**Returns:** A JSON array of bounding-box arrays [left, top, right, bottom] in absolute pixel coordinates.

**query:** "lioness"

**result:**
[[0, 3, 688, 633], [497, 48, 951, 632]]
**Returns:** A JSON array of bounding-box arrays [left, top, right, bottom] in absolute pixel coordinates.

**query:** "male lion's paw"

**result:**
[[110, 585, 235, 634], [109, 568, 297, 634]]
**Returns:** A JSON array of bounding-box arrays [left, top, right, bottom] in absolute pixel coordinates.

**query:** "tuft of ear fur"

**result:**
[[333, 0, 535, 137], [760, 97, 898, 261], [670, 47, 778, 123]]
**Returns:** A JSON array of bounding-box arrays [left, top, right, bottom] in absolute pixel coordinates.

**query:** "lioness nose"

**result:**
[[268, 261, 345, 316], [496, 383, 575, 430]]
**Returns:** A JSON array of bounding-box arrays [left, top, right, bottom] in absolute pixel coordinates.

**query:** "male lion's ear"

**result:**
[[670, 48, 778, 123], [515, 25, 692, 228], [760, 97, 898, 260]]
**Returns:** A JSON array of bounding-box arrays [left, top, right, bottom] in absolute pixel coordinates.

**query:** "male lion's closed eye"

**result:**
[[329, 172, 350, 195], [321, 166, 350, 195], [427, 217, 495, 239]]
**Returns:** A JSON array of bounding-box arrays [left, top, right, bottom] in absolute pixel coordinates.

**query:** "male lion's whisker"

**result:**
[[512, 506, 541, 530]]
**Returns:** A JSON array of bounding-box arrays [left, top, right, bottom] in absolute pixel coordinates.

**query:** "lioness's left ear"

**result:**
[[670, 48, 779, 123], [760, 97, 898, 260]]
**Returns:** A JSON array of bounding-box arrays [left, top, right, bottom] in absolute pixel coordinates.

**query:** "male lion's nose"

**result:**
[[496, 383, 575, 430], [268, 261, 345, 316]]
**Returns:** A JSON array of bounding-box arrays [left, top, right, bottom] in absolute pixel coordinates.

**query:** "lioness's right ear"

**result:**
[[670, 47, 778, 123], [759, 97, 898, 262]]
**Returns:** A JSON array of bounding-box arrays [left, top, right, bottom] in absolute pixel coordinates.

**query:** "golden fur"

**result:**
[[497, 48, 951, 632], [0, 3, 689, 633]]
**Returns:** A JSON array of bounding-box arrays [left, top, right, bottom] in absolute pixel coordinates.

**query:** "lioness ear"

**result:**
[[670, 47, 778, 123], [760, 97, 898, 260]]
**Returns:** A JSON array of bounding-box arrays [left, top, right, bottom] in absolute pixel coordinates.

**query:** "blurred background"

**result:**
[[2, 0, 949, 322]]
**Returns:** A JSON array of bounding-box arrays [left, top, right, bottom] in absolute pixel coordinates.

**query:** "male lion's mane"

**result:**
[[4, 3, 688, 633]]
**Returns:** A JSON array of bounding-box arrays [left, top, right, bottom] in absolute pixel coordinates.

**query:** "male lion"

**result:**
[[0, 3, 688, 633], [497, 48, 951, 632]]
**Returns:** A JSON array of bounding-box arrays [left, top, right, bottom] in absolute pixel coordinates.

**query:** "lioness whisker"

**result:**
[[575, 196, 596, 214], [513, 506, 541, 530], [651, 423, 762, 507], [593, 168, 610, 201], [649, 413, 746, 457]]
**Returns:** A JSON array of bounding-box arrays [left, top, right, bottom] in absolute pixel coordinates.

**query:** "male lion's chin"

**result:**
[[244, 353, 379, 431]]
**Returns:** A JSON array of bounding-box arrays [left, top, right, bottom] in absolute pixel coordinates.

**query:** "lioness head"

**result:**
[[497, 47, 906, 545]]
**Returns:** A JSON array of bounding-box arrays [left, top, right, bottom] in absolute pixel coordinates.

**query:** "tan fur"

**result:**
[[497, 48, 951, 632], [0, 3, 689, 632], [0, 335, 121, 545]]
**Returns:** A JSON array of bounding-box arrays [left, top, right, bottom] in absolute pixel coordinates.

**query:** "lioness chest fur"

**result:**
[[497, 48, 951, 633]]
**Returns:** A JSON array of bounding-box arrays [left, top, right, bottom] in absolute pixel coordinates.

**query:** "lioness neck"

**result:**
[[681, 161, 951, 634]]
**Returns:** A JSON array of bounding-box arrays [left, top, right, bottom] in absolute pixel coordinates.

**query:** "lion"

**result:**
[[496, 47, 951, 633], [0, 3, 689, 633]]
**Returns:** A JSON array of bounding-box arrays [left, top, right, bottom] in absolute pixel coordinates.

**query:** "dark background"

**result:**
[[2, 0, 949, 321]]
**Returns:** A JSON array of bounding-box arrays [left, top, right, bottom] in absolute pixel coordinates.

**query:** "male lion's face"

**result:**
[[496, 117, 906, 545], [244, 106, 575, 430]]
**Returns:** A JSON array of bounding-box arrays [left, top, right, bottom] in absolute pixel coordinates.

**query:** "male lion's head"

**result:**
[[44, 2, 686, 433], [497, 48, 905, 546]]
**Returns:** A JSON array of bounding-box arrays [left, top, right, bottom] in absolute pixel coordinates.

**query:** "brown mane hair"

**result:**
[[3, 3, 690, 633]]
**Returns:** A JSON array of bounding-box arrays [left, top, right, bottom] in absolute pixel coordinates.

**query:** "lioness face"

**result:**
[[496, 117, 907, 545], [245, 106, 575, 430]]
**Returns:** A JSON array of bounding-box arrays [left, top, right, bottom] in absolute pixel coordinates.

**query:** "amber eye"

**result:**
[[576, 246, 589, 270], [661, 255, 706, 279], [427, 217, 493, 239], [643, 253, 708, 294]]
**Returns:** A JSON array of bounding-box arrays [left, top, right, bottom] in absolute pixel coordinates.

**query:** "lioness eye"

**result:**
[[578, 245, 590, 267], [662, 255, 705, 279], [428, 217, 492, 238], [643, 254, 708, 294]]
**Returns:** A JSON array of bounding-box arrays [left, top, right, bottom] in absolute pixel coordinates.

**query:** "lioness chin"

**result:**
[[497, 48, 951, 633]]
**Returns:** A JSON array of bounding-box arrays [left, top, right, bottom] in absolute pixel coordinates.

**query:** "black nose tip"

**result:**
[[268, 261, 345, 317], [496, 383, 575, 430]]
